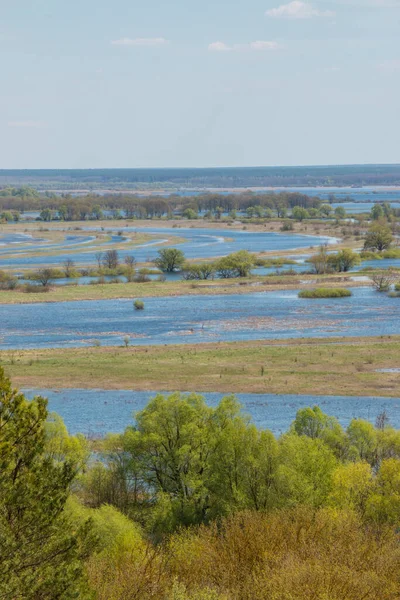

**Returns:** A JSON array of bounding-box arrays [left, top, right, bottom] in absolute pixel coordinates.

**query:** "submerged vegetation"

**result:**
[[133, 299, 145, 310]]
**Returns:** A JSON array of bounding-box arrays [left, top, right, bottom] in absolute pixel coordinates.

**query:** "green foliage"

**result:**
[[308, 244, 331, 274], [0, 368, 92, 599], [308, 248, 360, 274], [40, 207, 53, 221], [125, 393, 247, 530], [84, 393, 400, 538], [278, 434, 337, 507], [292, 406, 332, 439], [0, 210, 20, 222], [334, 206, 346, 219], [181, 263, 215, 280], [254, 257, 296, 268], [361, 248, 400, 260], [0, 270, 18, 290], [155, 248, 186, 272], [298, 288, 352, 298], [381, 248, 400, 259], [320, 203, 332, 217], [5, 374, 400, 599], [328, 249, 360, 272], [364, 221, 393, 251], [370, 203, 384, 220], [182, 208, 198, 219], [133, 299, 145, 310], [68, 497, 144, 557], [292, 206, 309, 221], [215, 250, 255, 278], [45, 412, 89, 469], [25, 267, 69, 281]]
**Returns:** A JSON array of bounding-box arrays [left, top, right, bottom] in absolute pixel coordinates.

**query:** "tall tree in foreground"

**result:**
[[0, 368, 91, 599]]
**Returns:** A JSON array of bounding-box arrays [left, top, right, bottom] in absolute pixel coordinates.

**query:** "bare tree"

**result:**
[[124, 255, 136, 282], [103, 249, 119, 270], [124, 255, 136, 268], [309, 244, 332, 275], [371, 270, 398, 292], [36, 268, 53, 287], [376, 410, 390, 431], [95, 251, 103, 269], [63, 258, 75, 278]]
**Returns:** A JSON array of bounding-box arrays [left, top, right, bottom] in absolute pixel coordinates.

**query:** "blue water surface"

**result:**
[[22, 388, 400, 437], [0, 287, 398, 350]]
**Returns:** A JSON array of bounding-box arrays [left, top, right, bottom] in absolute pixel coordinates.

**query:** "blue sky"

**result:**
[[0, 0, 399, 168]]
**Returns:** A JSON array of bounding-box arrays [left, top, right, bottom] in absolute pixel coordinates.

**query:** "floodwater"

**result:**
[[331, 202, 377, 214], [0, 234, 125, 261], [0, 287, 398, 350], [0, 227, 336, 268], [22, 388, 400, 437], [16, 262, 309, 286]]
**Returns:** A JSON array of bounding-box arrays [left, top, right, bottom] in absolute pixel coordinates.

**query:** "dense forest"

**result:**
[[3, 369, 400, 600], [0, 188, 324, 220], [0, 164, 399, 190]]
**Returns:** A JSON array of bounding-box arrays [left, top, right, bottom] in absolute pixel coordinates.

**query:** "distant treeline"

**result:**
[[0, 190, 323, 220], [0, 164, 400, 189]]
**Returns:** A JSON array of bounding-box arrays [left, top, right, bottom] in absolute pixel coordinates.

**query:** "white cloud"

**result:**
[[7, 121, 44, 128], [209, 40, 280, 52], [111, 37, 168, 47], [250, 40, 280, 50], [266, 1, 335, 19], [208, 42, 232, 52]]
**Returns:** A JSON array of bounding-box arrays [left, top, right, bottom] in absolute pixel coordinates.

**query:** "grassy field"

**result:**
[[0, 273, 371, 304], [2, 336, 399, 397]]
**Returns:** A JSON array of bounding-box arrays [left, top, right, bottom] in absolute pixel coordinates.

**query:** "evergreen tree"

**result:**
[[0, 368, 92, 599]]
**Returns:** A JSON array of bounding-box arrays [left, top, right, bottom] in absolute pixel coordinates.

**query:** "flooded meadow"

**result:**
[[0, 287, 398, 350]]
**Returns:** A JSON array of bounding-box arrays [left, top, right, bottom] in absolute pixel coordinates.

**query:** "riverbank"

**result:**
[[2, 336, 399, 397]]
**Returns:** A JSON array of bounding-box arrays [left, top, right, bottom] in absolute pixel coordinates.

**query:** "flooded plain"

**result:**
[[0, 227, 336, 268], [0, 287, 398, 350]]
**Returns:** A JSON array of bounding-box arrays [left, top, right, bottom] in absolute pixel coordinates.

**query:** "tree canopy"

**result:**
[[364, 221, 393, 251], [154, 248, 186, 272]]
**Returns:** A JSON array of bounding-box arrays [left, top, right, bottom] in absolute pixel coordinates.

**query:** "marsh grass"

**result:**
[[298, 288, 352, 298], [2, 337, 400, 397]]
